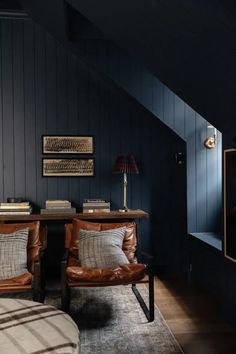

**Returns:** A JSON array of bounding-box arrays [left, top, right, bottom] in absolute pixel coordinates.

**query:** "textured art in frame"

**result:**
[[42, 135, 94, 154], [42, 159, 94, 177]]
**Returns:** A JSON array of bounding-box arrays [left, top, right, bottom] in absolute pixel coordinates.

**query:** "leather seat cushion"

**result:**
[[0, 272, 32, 287], [66, 263, 146, 285]]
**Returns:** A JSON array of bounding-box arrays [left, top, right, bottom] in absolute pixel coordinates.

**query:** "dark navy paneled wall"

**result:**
[[77, 40, 222, 233], [0, 19, 187, 272]]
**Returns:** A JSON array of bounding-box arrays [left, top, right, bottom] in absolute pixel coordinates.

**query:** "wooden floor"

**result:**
[[154, 275, 236, 354]]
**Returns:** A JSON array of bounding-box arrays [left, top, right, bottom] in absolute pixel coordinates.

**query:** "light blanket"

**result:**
[[0, 298, 80, 354]]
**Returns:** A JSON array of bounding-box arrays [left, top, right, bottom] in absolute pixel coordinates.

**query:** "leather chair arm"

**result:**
[[66, 263, 147, 284]]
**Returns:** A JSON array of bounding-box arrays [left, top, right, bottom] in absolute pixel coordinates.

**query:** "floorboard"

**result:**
[[154, 275, 236, 354]]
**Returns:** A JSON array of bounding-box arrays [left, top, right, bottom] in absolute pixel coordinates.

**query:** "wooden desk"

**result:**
[[0, 209, 148, 222]]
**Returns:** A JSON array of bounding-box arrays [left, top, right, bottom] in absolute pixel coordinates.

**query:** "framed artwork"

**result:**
[[42, 158, 94, 177], [42, 135, 94, 154]]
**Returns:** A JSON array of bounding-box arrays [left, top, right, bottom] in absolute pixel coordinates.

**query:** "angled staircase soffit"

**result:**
[[18, 0, 186, 143], [66, 0, 236, 135]]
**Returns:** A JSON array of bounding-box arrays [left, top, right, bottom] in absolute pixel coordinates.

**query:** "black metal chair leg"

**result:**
[[132, 273, 155, 322], [148, 272, 155, 321], [61, 258, 71, 312], [61, 284, 70, 312], [32, 260, 45, 303]]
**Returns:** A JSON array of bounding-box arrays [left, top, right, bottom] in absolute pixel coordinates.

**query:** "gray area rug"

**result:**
[[0, 283, 183, 354]]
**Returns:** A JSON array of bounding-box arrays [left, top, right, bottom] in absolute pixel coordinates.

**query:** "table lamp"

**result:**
[[112, 154, 139, 211]]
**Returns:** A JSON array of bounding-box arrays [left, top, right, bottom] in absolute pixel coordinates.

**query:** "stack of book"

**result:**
[[0, 201, 32, 215], [83, 199, 110, 213], [40, 200, 76, 214]]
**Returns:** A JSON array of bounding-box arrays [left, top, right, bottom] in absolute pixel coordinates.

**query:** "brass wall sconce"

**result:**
[[204, 124, 217, 149]]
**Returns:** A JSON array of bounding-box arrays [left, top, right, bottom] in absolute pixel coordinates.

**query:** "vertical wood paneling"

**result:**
[[119, 101, 131, 207], [150, 116, 164, 261], [0, 18, 188, 271], [45, 33, 57, 199], [0, 22, 3, 201], [107, 43, 120, 83], [185, 105, 197, 232], [130, 60, 142, 103], [174, 95, 185, 138], [76, 58, 90, 203], [206, 130, 218, 231], [110, 92, 122, 210], [97, 43, 111, 202], [130, 107, 142, 210], [67, 55, 78, 133], [35, 24, 47, 208], [67, 54, 79, 202], [96, 40, 108, 73], [154, 125, 173, 265], [13, 21, 25, 199], [0, 17, 221, 274], [57, 43, 69, 200], [141, 68, 153, 111], [119, 50, 133, 93], [152, 78, 164, 119], [99, 84, 111, 202], [57, 44, 68, 133], [140, 111, 152, 251], [163, 86, 175, 129], [88, 72, 100, 198], [195, 114, 207, 231], [2, 20, 14, 201], [106, 42, 121, 207], [24, 21, 37, 202], [80, 40, 222, 233]]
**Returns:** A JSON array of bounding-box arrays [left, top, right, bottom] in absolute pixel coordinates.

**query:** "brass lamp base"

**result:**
[[119, 208, 129, 212]]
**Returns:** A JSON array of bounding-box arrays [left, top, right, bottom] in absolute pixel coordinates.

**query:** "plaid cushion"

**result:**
[[79, 227, 129, 268], [0, 228, 29, 280]]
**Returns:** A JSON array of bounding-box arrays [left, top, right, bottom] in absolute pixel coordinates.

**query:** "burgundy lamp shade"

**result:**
[[112, 155, 139, 174]]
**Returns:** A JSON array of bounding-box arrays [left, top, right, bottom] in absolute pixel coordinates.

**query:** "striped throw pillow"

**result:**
[[0, 228, 29, 280], [79, 227, 129, 268]]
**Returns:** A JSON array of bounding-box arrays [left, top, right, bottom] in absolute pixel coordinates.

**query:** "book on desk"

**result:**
[[40, 199, 76, 214], [0, 201, 32, 215], [40, 208, 77, 214], [82, 199, 110, 213]]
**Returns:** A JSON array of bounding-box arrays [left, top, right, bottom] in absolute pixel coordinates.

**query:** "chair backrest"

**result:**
[[65, 218, 138, 264], [0, 221, 41, 273]]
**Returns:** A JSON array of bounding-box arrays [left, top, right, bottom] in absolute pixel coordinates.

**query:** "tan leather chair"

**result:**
[[0, 221, 47, 302], [61, 219, 154, 321]]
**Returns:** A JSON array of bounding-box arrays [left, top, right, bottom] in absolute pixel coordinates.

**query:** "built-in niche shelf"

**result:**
[[189, 232, 222, 251]]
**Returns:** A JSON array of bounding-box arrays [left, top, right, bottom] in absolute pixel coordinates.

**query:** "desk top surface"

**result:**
[[0, 209, 149, 222]]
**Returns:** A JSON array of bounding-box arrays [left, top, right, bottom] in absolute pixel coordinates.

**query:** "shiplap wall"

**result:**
[[77, 40, 222, 233], [0, 19, 187, 272]]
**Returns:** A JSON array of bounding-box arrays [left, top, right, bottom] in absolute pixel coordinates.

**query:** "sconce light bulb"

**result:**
[[204, 136, 217, 149]]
